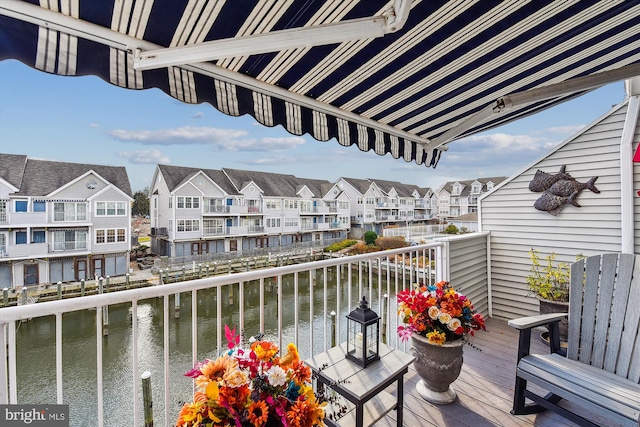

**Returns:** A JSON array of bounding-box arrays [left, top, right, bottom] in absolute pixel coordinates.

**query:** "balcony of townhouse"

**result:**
[[450, 197, 461, 206], [4, 242, 50, 258], [202, 226, 228, 237], [8, 211, 49, 226], [247, 225, 265, 234], [375, 213, 389, 222], [414, 200, 427, 208], [150, 227, 168, 237], [299, 222, 315, 231]]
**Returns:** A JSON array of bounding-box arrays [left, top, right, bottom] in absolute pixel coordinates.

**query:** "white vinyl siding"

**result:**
[[480, 102, 630, 320]]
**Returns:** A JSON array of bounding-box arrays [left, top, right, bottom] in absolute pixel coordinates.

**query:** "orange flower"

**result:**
[[289, 360, 311, 384], [286, 399, 310, 427], [218, 383, 250, 410], [251, 340, 279, 361], [247, 401, 269, 427]]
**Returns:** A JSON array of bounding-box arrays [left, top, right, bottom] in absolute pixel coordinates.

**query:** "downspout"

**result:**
[[620, 78, 640, 253]]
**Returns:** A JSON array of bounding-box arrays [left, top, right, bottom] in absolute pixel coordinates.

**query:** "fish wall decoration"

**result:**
[[529, 165, 600, 216]]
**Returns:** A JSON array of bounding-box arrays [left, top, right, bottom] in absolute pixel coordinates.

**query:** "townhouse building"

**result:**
[[149, 165, 350, 257], [436, 177, 506, 220], [0, 154, 133, 288], [335, 177, 434, 236]]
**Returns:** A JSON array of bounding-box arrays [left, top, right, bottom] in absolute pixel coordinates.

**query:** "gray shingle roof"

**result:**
[[0, 153, 27, 189], [158, 164, 239, 195], [223, 168, 316, 197], [1, 154, 132, 197], [341, 177, 372, 194]]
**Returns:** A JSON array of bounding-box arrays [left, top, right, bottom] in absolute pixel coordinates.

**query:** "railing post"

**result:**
[[141, 371, 153, 427], [99, 277, 109, 336], [198, 263, 202, 278], [57, 281, 62, 299], [80, 279, 85, 296], [382, 293, 388, 344], [105, 276, 110, 293], [330, 311, 337, 348], [174, 293, 180, 319], [3, 288, 8, 307]]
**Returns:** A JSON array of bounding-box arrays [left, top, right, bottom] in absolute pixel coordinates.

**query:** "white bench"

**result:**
[[509, 253, 640, 427]]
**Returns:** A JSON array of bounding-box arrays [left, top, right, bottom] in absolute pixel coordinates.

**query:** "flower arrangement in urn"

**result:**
[[176, 325, 326, 427], [397, 281, 486, 345]]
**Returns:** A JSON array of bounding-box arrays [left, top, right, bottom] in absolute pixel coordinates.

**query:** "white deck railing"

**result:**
[[0, 242, 449, 427]]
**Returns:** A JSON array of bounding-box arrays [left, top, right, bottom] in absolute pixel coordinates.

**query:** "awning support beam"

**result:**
[[0, 0, 434, 152], [432, 63, 640, 147], [133, 0, 411, 71]]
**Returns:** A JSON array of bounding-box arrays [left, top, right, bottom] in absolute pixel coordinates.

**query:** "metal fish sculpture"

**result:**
[[534, 190, 580, 216], [528, 165, 573, 192], [548, 176, 599, 197]]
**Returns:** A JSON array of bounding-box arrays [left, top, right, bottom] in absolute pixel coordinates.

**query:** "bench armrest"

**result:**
[[508, 312, 567, 330]]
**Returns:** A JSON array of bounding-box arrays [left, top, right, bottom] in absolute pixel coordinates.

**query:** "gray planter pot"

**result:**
[[410, 333, 464, 404], [538, 297, 569, 342]]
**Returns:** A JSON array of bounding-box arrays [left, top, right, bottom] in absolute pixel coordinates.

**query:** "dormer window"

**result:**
[[452, 184, 461, 195], [487, 182, 494, 191], [472, 183, 481, 194]]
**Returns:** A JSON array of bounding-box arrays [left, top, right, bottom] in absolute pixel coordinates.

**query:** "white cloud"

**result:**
[[192, 112, 204, 119], [106, 126, 304, 152], [460, 133, 544, 151], [117, 149, 171, 164], [89, 123, 100, 128]]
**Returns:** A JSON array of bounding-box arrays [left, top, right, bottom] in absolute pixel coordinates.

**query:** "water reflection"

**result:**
[[15, 267, 397, 426]]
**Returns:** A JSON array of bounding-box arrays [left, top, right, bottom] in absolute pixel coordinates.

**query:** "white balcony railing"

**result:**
[[0, 234, 491, 427]]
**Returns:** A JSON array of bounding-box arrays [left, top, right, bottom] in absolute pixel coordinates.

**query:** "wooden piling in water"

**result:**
[[141, 371, 153, 427], [174, 292, 180, 318], [99, 278, 109, 336]]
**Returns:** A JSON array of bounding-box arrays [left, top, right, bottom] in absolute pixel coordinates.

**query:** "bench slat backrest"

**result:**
[[567, 253, 640, 382]]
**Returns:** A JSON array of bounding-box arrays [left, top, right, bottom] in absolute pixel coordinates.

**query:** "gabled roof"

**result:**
[[2, 2, 638, 169], [2, 155, 132, 197], [0, 153, 27, 189], [222, 168, 333, 198], [368, 178, 424, 198], [440, 177, 507, 197], [340, 177, 373, 194], [158, 164, 238, 195]]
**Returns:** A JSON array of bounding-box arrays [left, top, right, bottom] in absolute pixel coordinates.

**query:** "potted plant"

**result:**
[[397, 281, 486, 404], [176, 326, 326, 427], [526, 248, 584, 342]]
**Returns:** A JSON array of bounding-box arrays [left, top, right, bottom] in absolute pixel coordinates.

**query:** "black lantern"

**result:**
[[346, 296, 380, 367]]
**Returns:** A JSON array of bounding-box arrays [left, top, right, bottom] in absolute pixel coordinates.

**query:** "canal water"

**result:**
[[14, 267, 398, 426]]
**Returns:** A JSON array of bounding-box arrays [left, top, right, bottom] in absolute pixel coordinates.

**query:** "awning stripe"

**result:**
[[2, 0, 640, 169]]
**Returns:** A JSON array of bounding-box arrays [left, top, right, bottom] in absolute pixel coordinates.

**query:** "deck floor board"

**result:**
[[364, 318, 587, 427]]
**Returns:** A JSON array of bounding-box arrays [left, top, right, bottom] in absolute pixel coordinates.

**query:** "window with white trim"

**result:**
[[54, 202, 87, 221], [284, 199, 298, 209], [265, 200, 281, 210], [266, 218, 281, 228], [95, 201, 126, 216], [95, 228, 126, 244], [53, 230, 87, 250], [338, 201, 348, 210], [0, 201, 6, 222], [177, 219, 200, 232], [0, 233, 6, 255], [284, 217, 298, 227], [177, 197, 200, 209]]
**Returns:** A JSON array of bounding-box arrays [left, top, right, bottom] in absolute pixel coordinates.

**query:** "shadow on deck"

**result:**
[[371, 318, 604, 427]]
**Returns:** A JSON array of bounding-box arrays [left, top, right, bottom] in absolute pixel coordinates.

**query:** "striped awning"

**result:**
[[1, 0, 639, 168]]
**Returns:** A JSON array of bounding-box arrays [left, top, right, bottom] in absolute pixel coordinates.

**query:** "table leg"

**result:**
[[397, 375, 404, 427], [356, 402, 363, 427]]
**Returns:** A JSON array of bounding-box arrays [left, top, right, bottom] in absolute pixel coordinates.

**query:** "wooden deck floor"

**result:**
[[368, 318, 592, 427]]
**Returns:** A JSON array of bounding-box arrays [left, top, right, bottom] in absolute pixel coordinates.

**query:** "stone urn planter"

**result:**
[[538, 297, 569, 343], [410, 333, 464, 404]]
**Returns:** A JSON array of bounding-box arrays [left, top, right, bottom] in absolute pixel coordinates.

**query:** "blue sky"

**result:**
[[0, 59, 628, 192]]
